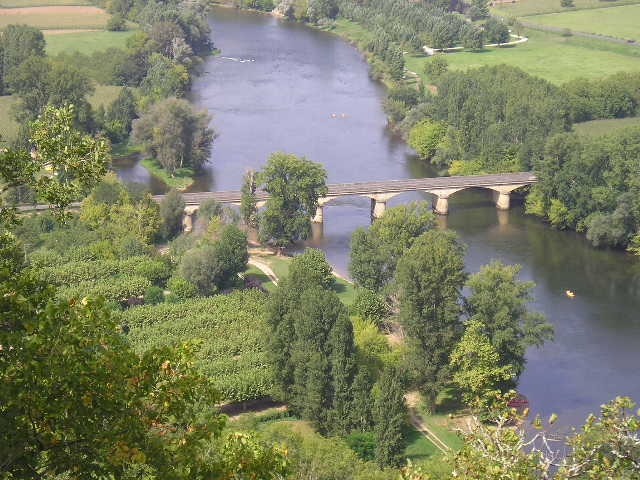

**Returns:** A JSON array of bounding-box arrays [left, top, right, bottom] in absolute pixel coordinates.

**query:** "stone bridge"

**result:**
[[164, 172, 537, 231]]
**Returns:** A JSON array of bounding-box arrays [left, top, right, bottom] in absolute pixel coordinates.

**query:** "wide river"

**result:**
[[118, 6, 640, 427]]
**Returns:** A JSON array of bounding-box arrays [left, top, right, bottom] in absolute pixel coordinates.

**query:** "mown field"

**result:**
[[0, 6, 109, 30], [46, 30, 134, 55], [491, 0, 640, 17], [526, 4, 640, 40], [0, 0, 91, 6], [573, 116, 640, 136], [405, 28, 640, 84]]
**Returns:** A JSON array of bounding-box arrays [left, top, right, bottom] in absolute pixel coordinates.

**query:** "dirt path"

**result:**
[[405, 391, 451, 454], [248, 257, 279, 286]]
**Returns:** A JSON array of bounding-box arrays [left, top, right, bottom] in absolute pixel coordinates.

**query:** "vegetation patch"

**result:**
[[527, 4, 640, 40], [120, 290, 274, 402], [0, 95, 19, 140], [0, 6, 109, 30], [0, 0, 91, 6], [573, 116, 640, 136], [140, 157, 195, 191], [490, 0, 640, 17], [45, 30, 134, 55]]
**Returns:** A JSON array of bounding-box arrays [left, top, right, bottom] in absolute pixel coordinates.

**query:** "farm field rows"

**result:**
[[527, 4, 640, 40], [0, 5, 109, 30]]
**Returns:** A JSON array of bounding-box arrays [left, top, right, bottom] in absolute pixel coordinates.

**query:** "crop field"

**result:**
[[405, 28, 640, 84], [573, 116, 640, 136], [0, 0, 91, 6], [526, 4, 640, 40], [119, 290, 274, 403], [491, 0, 640, 17], [0, 5, 108, 30], [45, 30, 134, 54]]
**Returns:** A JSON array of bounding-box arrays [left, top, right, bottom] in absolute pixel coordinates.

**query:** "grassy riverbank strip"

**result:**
[[140, 158, 195, 191]]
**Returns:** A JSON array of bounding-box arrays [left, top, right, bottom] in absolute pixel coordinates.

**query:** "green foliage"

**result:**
[[450, 320, 515, 411], [349, 202, 435, 292], [423, 55, 448, 81], [483, 18, 510, 45], [144, 285, 164, 305], [288, 248, 335, 290], [351, 288, 390, 326], [106, 12, 128, 31], [57, 274, 152, 302], [395, 230, 467, 409], [345, 431, 376, 461], [132, 97, 214, 175], [373, 365, 407, 468], [166, 275, 199, 301], [0, 105, 108, 225], [140, 53, 190, 105], [257, 152, 328, 247], [352, 317, 392, 376], [0, 24, 45, 95], [100, 86, 137, 143], [561, 0, 575, 7], [119, 290, 274, 402], [240, 169, 258, 228], [159, 189, 186, 240], [465, 261, 553, 382], [408, 119, 448, 163]]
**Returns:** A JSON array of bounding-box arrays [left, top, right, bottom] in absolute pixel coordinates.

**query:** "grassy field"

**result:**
[[140, 158, 195, 191], [0, 6, 109, 30], [573, 116, 640, 136], [46, 30, 134, 55], [88, 84, 123, 108], [526, 4, 640, 40], [0, 95, 19, 141], [405, 28, 640, 84], [491, 0, 640, 17]]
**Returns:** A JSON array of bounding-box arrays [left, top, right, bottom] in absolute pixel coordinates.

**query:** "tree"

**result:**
[[561, 0, 574, 7], [288, 248, 335, 290], [159, 190, 185, 241], [0, 25, 45, 94], [102, 87, 137, 143], [140, 53, 190, 105], [395, 230, 467, 410], [465, 261, 553, 382], [132, 97, 214, 175], [349, 202, 435, 292], [0, 105, 108, 225], [484, 18, 510, 45], [373, 365, 407, 468], [5, 56, 51, 122], [408, 119, 447, 162], [469, 0, 489, 19], [257, 152, 327, 247], [240, 169, 258, 228], [423, 55, 448, 80], [450, 320, 514, 411], [106, 12, 127, 31]]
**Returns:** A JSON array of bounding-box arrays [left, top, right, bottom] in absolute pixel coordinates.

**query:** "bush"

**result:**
[[159, 190, 185, 240], [345, 432, 377, 461], [166, 276, 199, 302], [408, 119, 447, 162], [288, 248, 335, 290], [423, 55, 448, 80], [351, 289, 389, 326], [144, 286, 165, 305], [106, 13, 127, 31]]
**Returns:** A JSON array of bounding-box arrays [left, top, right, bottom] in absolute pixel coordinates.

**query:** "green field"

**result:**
[[46, 30, 134, 55], [88, 84, 123, 108], [0, 6, 109, 30], [405, 28, 640, 84], [527, 4, 640, 40], [0, 95, 19, 141], [573, 116, 640, 136], [491, 0, 640, 17]]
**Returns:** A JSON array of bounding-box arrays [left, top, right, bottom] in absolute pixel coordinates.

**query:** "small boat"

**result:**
[[565, 290, 575, 298]]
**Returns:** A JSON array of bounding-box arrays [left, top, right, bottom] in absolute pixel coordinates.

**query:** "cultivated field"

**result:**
[[491, 0, 640, 17], [0, 0, 91, 6], [527, 4, 640, 40], [0, 5, 108, 30], [405, 28, 640, 84]]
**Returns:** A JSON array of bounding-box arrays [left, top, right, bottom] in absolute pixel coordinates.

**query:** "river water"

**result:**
[[118, 6, 640, 427]]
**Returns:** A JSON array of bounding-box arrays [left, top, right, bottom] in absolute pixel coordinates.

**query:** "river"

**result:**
[[117, 6, 640, 428]]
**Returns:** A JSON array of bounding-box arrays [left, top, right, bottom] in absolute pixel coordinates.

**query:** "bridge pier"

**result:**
[[432, 195, 449, 215], [368, 193, 398, 220], [182, 206, 199, 233], [495, 192, 510, 210], [312, 206, 324, 223]]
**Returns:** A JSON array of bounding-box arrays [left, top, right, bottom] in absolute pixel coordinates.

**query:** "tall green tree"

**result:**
[[159, 189, 186, 240], [373, 365, 407, 468], [464, 261, 553, 382], [240, 169, 258, 228], [395, 230, 467, 410], [0, 25, 45, 95], [257, 152, 327, 247], [349, 202, 435, 292]]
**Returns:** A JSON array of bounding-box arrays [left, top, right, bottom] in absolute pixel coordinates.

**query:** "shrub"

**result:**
[[345, 432, 377, 461], [106, 13, 127, 31], [423, 55, 448, 80], [351, 289, 389, 326], [288, 248, 334, 290], [159, 190, 185, 240], [166, 276, 199, 301], [144, 286, 165, 305], [408, 119, 447, 161]]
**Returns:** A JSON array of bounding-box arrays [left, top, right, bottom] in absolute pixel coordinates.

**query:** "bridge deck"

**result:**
[[18, 172, 536, 211]]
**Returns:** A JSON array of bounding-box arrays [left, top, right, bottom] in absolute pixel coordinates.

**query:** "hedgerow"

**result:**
[[117, 290, 273, 402]]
